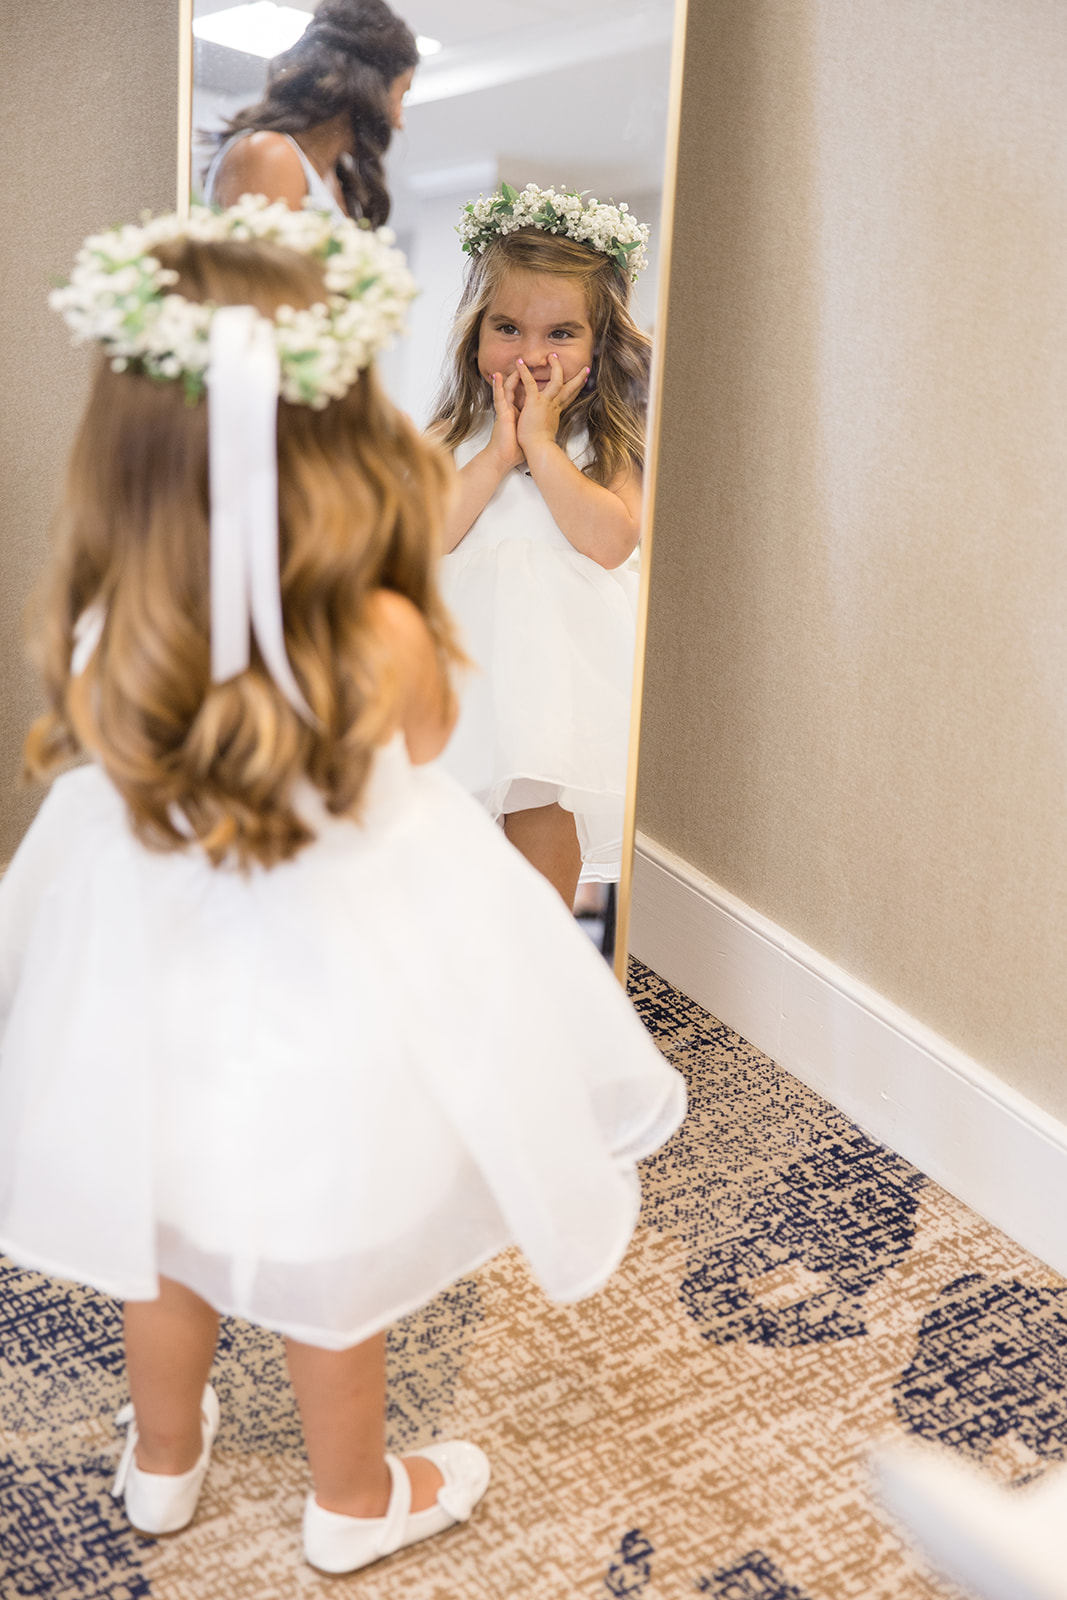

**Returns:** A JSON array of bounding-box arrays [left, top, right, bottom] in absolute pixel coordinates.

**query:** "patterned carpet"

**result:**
[[3, 960, 1066, 1599]]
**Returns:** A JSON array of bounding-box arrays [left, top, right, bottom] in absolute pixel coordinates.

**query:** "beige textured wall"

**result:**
[[638, 0, 1067, 1116], [0, 1, 179, 859]]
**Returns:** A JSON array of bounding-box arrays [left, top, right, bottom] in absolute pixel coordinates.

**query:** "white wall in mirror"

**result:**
[[191, 0, 674, 421]]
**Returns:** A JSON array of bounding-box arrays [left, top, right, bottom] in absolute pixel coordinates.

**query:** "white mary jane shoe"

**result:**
[[303, 1440, 491, 1575], [112, 1384, 220, 1536]]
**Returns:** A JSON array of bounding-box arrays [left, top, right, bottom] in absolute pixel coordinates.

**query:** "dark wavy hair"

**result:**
[[223, 0, 418, 226], [428, 230, 652, 488]]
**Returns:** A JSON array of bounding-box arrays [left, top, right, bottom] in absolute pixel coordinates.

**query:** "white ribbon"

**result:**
[[71, 600, 107, 676], [207, 306, 317, 725]]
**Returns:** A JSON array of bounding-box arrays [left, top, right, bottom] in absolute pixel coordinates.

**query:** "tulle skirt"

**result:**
[[439, 540, 639, 883], [0, 741, 684, 1348]]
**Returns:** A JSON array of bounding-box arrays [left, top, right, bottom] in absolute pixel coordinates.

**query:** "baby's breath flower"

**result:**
[[50, 196, 418, 406], [456, 183, 651, 283]]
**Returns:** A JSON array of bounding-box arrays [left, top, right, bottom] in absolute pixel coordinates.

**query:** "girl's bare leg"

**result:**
[[123, 1276, 220, 1473], [285, 1332, 443, 1517], [503, 802, 583, 907]]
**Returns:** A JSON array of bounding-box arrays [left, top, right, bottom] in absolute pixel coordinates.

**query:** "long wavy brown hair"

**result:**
[[25, 236, 461, 870], [428, 229, 652, 488], [222, 0, 418, 226]]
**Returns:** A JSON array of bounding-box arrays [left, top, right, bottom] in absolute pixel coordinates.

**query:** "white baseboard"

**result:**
[[632, 832, 1067, 1279]]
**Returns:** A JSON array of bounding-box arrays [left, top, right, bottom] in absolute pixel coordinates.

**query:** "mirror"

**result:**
[[185, 0, 680, 967]]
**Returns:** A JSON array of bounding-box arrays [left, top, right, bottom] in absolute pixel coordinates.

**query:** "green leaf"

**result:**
[[182, 371, 205, 406], [500, 182, 520, 204]]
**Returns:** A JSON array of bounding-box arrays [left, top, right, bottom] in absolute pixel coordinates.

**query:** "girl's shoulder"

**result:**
[[365, 587, 429, 648], [365, 588, 440, 696], [365, 589, 456, 766]]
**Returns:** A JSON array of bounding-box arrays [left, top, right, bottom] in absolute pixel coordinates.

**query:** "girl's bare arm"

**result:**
[[367, 589, 456, 763], [433, 371, 525, 552], [516, 357, 642, 570], [440, 450, 510, 552], [522, 444, 642, 569]]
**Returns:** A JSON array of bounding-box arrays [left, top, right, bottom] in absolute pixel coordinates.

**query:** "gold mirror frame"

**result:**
[[173, 0, 690, 985], [177, 0, 195, 217], [613, 0, 688, 983]]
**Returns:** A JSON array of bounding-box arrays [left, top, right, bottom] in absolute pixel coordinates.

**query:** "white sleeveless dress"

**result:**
[[201, 131, 347, 220], [438, 422, 640, 883], [0, 738, 684, 1350]]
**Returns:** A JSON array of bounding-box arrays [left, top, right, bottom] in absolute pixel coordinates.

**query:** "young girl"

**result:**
[[0, 200, 684, 1576], [429, 184, 653, 907]]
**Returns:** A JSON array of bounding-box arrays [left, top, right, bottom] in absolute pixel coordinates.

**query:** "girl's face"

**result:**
[[387, 68, 415, 130], [477, 274, 595, 410]]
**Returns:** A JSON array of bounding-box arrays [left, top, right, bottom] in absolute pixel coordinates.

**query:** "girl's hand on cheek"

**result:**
[[486, 370, 524, 471], [515, 356, 590, 455]]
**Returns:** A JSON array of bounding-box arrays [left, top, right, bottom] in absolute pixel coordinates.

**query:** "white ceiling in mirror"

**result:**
[[195, 0, 317, 15], [405, 3, 672, 106], [194, 2, 442, 60], [194, 4, 313, 58], [194, 1, 673, 184]]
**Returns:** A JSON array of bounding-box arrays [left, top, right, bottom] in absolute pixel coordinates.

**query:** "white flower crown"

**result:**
[[49, 195, 417, 409], [457, 183, 650, 284]]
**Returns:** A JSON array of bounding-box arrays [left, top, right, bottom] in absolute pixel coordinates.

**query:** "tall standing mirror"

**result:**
[[183, 0, 683, 974]]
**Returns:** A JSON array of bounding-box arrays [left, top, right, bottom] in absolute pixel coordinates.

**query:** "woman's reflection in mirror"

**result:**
[[202, 0, 417, 224], [428, 209, 652, 916]]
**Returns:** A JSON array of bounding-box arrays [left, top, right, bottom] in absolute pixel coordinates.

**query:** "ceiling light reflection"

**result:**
[[193, 2, 310, 60], [193, 5, 443, 64]]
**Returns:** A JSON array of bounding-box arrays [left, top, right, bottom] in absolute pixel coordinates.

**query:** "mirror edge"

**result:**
[[177, 0, 195, 216], [614, 0, 690, 985]]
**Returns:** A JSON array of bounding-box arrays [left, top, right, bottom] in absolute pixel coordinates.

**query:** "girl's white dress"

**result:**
[[0, 738, 684, 1349], [438, 422, 639, 883]]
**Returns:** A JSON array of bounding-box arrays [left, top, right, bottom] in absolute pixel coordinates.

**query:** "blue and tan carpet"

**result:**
[[3, 961, 1066, 1598]]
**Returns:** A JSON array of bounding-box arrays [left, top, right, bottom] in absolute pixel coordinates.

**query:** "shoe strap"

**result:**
[[377, 1454, 412, 1557], [112, 1402, 138, 1498], [110, 1388, 216, 1500]]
